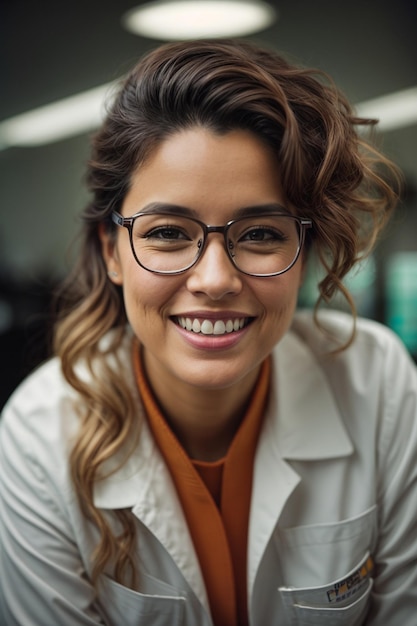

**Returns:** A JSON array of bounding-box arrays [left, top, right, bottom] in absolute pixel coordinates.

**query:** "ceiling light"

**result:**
[[0, 82, 115, 149], [356, 86, 417, 132], [122, 0, 277, 40]]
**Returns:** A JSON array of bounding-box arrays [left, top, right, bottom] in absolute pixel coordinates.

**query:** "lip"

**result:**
[[171, 310, 254, 320]]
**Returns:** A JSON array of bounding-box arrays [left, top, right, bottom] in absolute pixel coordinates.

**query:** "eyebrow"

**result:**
[[131, 201, 291, 220], [134, 202, 199, 218]]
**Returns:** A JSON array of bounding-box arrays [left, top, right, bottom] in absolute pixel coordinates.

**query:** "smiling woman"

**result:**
[[1, 39, 416, 626], [99, 128, 304, 399]]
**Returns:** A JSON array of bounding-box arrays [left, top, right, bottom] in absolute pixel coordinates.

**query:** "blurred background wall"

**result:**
[[1, 0, 416, 408]]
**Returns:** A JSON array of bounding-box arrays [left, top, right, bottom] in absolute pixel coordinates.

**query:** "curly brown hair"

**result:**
[[53, 39, 401, 587]]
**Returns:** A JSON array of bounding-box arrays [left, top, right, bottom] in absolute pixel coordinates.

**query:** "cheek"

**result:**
[[256, 271, 302, 313], [120, 266, 180, 324]]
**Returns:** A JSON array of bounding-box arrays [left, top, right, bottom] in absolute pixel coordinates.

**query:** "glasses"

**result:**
[[111, 210, 312, 277]]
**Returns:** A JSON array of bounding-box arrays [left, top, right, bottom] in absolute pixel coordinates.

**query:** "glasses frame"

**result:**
[[111, 210, 312, 277]]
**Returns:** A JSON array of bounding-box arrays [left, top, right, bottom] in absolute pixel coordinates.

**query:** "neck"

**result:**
[[142, 354, 261, 462]]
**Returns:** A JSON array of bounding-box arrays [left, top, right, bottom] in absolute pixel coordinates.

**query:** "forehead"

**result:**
[[124, 127, 286, 219]]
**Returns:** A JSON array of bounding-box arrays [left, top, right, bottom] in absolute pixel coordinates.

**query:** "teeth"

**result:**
[[185, 318, 193, 331], [226, 320, 234, 333], [213, 320, 226, 335], [177, 317, 248, 335], [201, 320, 212, 334]]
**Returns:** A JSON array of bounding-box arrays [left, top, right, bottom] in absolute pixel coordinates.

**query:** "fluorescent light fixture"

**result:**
[[0, 80, 416, 149], [0, 82, 116, 149], [356, 86, 417, 132], [122, 0, 277, 40]]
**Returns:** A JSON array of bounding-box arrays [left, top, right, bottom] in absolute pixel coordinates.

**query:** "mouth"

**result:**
[[173, 316, 254, 336]]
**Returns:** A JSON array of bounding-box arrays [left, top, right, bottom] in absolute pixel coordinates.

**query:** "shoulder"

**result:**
[[0, 328, 135, 460], [288, 309, 417, 432], [0, 358, 77, 464], [291, 308, 414, 369], [276, 309, 417, 420], [2, 357, 71, 419], [15, 353, 66, 388]]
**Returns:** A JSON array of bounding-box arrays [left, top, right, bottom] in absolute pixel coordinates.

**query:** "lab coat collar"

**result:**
[[272, 329, 354, 460]]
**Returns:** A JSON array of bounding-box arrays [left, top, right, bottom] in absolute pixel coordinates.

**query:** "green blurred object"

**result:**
[[386, 252, 417, 355], [298, 254, 377, 319]]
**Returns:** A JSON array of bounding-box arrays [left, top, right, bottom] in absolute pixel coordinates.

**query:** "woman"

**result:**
[[1, 39, 416, 626]]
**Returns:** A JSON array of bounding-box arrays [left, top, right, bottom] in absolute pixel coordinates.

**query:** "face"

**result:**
[[101, 128, 304, 396]]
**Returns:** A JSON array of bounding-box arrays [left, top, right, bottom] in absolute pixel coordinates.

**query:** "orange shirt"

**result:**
[[133, 344, 270, 626]]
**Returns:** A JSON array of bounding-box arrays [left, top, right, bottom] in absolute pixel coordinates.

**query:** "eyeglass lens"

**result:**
[[130, 213, 302, 275]]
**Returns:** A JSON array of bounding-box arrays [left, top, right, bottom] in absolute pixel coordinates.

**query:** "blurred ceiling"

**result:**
[[1, 0, 416, 279]]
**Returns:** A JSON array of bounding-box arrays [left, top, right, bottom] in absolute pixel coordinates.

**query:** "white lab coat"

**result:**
[[0, 310, 417, 625]]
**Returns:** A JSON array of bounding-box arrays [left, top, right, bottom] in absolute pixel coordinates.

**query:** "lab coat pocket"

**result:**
[[279, 552, 373, 625], [99, 573, 186, 626], [274, 504, 377, 587], [274, 506, 377, 624]]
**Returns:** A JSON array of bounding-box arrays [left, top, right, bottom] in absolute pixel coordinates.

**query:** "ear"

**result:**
[[98, 223, 123, 285]]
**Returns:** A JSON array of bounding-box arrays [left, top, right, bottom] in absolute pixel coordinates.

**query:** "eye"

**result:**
[[240, 227, 288, 242], [145, 226, 191, 241]]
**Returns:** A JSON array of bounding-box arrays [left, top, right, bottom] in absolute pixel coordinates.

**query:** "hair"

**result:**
[[53, 39, 401, 587]]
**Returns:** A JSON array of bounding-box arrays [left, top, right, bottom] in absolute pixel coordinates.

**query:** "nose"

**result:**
[[185, 234, 243, 300]]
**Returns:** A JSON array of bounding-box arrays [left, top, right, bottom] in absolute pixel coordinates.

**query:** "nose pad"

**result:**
[[186, 236, 242, 299]]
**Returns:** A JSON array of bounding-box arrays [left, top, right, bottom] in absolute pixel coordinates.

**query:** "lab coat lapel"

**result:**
[[93, 419, 210, 613], [248, 330, 353, 596], [275, 330, 354, 461]]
